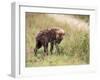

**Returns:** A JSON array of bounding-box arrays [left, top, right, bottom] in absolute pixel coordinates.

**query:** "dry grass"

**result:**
[[25, 12, 89, 67]]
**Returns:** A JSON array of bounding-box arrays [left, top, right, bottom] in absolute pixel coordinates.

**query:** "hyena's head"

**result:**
[[56, 28, 65, 40]]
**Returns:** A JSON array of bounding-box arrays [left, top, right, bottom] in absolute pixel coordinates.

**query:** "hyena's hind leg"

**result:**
[[34, 41, 42, 56], [43, 43, 48, 56], [50, 42, 54, 55]]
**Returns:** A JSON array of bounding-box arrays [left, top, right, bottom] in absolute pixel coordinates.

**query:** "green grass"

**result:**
[[25, 13, 89, 67]]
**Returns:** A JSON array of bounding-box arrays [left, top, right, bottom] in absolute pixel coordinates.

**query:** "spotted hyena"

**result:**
[[34, 27, 65, 56]]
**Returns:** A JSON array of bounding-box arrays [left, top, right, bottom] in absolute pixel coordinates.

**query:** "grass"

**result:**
[[25, 13, 89, 67]]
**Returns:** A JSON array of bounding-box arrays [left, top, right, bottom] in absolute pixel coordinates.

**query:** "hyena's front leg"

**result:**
[[55, 41, 60, 55]]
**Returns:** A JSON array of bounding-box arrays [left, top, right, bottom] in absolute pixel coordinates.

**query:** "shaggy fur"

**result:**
[[34, 27, 65, 56]]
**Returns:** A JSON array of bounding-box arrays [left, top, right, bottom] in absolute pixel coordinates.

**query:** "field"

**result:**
[[25, 12, 89, 67]]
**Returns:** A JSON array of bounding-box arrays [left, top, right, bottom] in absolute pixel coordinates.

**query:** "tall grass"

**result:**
[[25, 13, 89, 67]]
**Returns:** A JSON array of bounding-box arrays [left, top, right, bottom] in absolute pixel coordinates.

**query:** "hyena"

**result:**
[[34, 27, 65, 56]]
